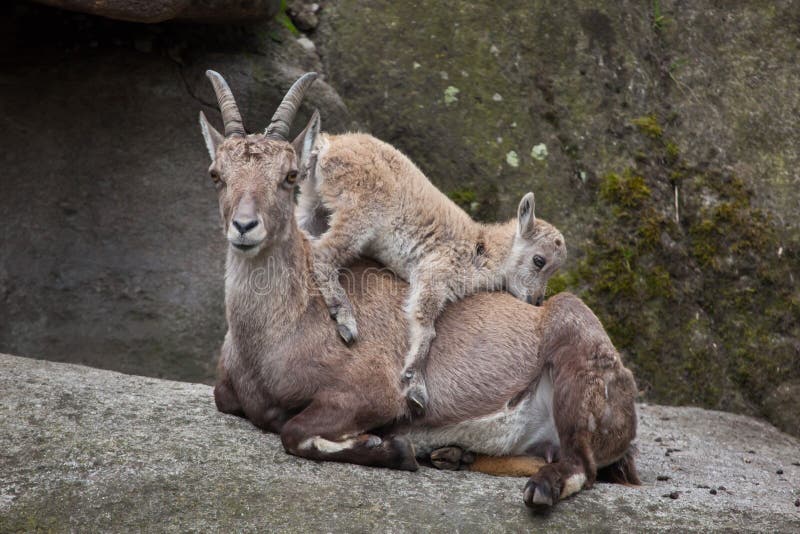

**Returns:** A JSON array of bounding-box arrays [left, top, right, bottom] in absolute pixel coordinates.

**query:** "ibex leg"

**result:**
[[280, 393, 418, 471], [310, 218, 371, 345]]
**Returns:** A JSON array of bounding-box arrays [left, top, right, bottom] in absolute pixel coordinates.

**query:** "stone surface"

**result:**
[[763, 380, 800, 438], [30, 0, 281, 23], [0, 2, 349, 383], [1, 353, 799, 532], [315, 0, 800, 434]]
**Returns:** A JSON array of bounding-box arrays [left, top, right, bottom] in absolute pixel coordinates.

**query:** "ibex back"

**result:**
[[199, 70, 639, 510]]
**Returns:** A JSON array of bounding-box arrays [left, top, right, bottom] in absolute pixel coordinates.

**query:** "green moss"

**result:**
[[546, 271, 578, 296], [665, 140, 680, 164], [447, 188, 480, 215], [632, 114, 664, 138], [557, 119, 800, 417], [447, 188, 477, 206], [599, 170, 652, 210]]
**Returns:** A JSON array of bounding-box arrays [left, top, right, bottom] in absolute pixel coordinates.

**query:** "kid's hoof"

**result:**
[[523, 478, 555, 511], [336, 324, 356, 345], [406, 385, 429, 417], [388, 436, 419, 471], [430, 446, 463, 470]]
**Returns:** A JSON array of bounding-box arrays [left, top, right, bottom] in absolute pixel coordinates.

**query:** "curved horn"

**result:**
[[205, 70, 246, 138], [265, 72, 318, 140]]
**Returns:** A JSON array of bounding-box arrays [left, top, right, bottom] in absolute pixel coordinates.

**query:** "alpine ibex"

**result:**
[[199, 70, 639, 510], [296, 110, 566, 417]]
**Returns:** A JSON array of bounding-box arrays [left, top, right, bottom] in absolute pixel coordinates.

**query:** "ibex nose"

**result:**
[[232, 218, 259, 235]]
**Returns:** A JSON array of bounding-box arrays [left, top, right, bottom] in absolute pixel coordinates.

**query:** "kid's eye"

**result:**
[[533, 255, 546, 269], [285, 170, 298, 185], [210, 170, 224, 188]]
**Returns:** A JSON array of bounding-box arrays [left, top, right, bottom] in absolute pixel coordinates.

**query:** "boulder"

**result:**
[[29, 0, 281, 23], [763, 380, 800, 438], [315, 0, 800, 434], [1, 353, 799, 531]]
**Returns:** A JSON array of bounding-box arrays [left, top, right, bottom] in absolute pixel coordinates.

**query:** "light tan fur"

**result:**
[[300, 131, 567, 413]]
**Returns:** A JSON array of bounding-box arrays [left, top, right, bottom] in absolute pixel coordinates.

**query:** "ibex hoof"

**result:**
[[388, 436, 419, 471], [523, 477, 556, 511], [336, 324, 356, 345], [362, 435, 383, 448], [406, 385, 429, 417], [430, 446, 463, 470]]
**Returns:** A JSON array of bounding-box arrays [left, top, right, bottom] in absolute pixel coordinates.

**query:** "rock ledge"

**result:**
[[1, 354, 798, 532]]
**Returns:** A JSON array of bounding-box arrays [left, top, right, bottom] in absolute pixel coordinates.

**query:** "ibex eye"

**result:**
[[533, 255, 546, 269], [210, 170, 224, 188], [285, 170, 298, 185]]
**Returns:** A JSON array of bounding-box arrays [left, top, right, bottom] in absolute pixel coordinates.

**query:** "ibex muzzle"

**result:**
[[227, 194, 266, 253]]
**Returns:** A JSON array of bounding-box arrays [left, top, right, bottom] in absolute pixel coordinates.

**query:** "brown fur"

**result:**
[[197, 75, 638, 510]]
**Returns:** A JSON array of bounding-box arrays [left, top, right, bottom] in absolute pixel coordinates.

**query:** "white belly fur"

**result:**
[[406, 370, 559, 456]]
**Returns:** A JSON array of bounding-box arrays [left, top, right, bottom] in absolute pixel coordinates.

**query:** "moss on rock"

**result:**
[[557, 118, 800, 421], [317, 0, 800, 435]]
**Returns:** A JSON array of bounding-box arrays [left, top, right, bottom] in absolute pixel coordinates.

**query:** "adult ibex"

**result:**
[[297, 113, 565, 416], [199, 70, 639, 509]]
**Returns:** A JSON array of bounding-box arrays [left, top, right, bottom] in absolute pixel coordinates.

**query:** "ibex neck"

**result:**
[[477, 220, 517, 287], [224, 222, 313, 330]]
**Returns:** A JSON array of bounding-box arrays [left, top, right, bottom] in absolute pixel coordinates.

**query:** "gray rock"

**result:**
[[287, 0, 320, 31], [763, 380, 800, 438], [1, 353, 799, 532], [29, 0, 281, 23]]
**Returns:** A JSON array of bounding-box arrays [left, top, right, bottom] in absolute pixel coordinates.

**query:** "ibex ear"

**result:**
[[292, 109, 321, 175], [517, 192, 536, 238], [199, 111, 224, 162]]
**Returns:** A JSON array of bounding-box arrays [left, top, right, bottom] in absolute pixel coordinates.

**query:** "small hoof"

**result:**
[[430, 446, 463, 470], [361, 435, 383, 449], [337, 324, 356, 345], [388, 436, 419, 471], [406, 386, 429, 417], [524, 478, 555, 511]]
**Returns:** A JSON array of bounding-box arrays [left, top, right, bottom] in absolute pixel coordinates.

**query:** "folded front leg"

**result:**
[[280, 393, 418, 471]]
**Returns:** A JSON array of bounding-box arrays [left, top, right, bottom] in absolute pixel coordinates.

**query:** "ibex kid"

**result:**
[[297, 114, 567, 415]]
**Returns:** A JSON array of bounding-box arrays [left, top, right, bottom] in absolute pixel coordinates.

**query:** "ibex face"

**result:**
[[503, 193, 567, 306], [208, 137, 298, 256], [198, 70, 320, 257]]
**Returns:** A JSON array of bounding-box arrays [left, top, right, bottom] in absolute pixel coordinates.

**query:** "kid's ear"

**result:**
[[199, 111, 224, 162], [517, 192, 536, 238], [292, 109, 321, 175]]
